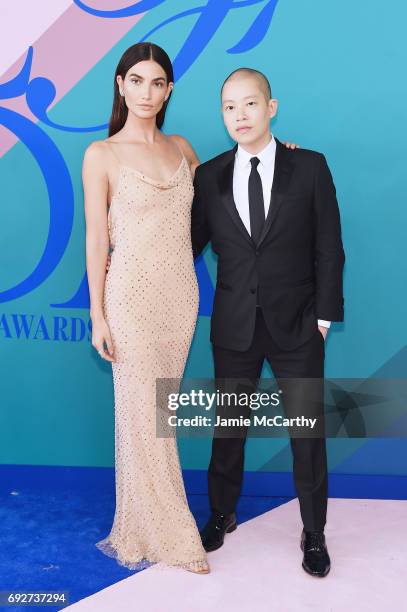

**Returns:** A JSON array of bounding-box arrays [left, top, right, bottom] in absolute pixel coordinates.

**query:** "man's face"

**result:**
[[221, 76, 277, 146]]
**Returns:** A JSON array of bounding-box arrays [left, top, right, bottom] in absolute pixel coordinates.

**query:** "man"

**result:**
[[192, 68, 345, 577]]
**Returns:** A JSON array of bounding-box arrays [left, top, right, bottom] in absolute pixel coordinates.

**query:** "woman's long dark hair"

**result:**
[[108, 42, 174, 137]]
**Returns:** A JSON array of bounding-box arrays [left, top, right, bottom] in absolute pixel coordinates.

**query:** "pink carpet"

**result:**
[[65, 498, 405, 611]]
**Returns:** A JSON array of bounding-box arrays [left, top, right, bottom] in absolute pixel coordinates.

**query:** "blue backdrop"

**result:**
[[0, 0, 406, 478]]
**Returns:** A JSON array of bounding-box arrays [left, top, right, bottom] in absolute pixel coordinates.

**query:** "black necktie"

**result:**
[[248, 156, 265, 245]]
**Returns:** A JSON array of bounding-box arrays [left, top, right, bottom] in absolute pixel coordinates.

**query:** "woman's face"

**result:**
[[117, 59, 173, 120]]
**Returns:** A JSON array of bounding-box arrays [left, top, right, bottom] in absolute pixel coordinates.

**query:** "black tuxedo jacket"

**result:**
[[191, 138, 345, 351]]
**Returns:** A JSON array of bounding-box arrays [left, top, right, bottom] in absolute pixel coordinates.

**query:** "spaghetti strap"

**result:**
[[105, 141, 121, 165], [171, 136, 186, 162]]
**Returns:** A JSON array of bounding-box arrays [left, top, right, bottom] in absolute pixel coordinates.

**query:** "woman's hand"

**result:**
[[283, 141, 300, 149], [91, 317, 115, 362]]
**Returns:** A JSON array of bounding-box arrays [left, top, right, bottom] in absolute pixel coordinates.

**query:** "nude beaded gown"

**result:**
[[95, 142, 208, 572]]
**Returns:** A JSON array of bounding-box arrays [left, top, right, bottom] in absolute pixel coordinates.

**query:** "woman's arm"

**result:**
[[82, 141, 115, 361]]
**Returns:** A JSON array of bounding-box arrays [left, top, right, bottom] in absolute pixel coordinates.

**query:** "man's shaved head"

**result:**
[[221, 68, 272, 101], [220, 66, 278, 152]]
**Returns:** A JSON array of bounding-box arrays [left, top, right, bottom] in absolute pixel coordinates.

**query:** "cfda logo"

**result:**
[[0, 0, 278, 310]]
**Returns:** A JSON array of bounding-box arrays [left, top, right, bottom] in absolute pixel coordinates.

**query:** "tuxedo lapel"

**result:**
[[218, 146, 255, 247], [257, 138, 295, 248], [217, 138, 294, 249]]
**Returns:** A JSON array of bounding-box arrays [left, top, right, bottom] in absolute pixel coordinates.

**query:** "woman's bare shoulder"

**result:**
[[83, 140, 111, 172], [168, 134, 200, 171], [168, 133, 193, 153], [84, 139, 110, 157]]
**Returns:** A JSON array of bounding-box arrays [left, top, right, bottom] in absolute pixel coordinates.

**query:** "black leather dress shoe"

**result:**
[[300, 529, 331, 577], [200, 512, 237, 552]]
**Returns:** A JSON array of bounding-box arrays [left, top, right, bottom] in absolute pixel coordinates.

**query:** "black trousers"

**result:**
[[209, 307, 327, 532]]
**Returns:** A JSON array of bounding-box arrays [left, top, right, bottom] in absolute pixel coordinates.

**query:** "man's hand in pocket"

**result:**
[[318, 326, 328, 341]]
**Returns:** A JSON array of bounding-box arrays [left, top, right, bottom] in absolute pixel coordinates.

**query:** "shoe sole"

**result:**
[[204, 522, 237, 552]]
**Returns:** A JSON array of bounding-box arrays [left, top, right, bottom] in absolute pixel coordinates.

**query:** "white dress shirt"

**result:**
[[232, 134, 331, 329]]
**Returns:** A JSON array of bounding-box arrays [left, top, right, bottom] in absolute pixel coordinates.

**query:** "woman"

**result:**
[[83, 41, 210, 574], [83, 41, 297, 574]]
